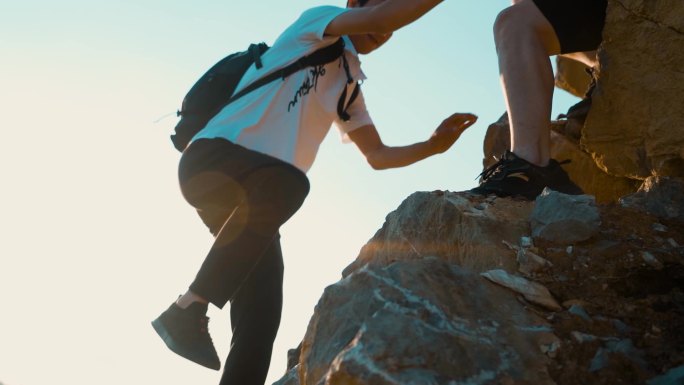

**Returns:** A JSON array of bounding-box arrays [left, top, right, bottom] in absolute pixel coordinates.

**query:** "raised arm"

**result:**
[[325, 0, 444, 37], [348, 113, 478, 170]]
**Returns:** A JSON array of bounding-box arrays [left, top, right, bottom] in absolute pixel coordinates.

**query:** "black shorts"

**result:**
[[533, 0, 607, 54]]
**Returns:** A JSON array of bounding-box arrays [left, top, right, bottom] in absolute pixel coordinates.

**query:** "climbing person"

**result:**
[[152, 1, 477, 384]]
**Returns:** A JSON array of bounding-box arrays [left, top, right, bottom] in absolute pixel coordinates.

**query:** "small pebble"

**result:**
[[568, 304, 592, 321], [571, 331, 597, 343], [642, 251, 664, 270], [520, 236, 534, 249], [652, 223, 668, 232], [563, 299, 589, 308]]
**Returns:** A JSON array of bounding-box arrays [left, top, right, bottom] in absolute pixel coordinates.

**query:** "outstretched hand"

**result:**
[[428, 112, 478, 154]]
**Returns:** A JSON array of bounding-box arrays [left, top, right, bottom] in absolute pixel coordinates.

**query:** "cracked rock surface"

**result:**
[[582, 0, 684, 180], [275, 191, 684, 385]]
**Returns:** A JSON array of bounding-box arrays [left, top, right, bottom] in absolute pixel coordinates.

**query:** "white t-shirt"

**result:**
[[192, 6, 374, 173]]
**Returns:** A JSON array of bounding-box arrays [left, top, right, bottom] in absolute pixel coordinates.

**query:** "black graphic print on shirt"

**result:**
[[288, 65, 326, 112]]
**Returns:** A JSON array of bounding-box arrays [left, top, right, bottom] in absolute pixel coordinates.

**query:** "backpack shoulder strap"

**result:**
[[336, 49, 361, 122], [337, 81, 360, 122], [228, 38, 346, 103]]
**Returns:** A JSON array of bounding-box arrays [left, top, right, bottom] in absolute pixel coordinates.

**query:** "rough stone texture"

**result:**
[[299, 258, 558, 385], [555, 56, 592, 99], [481, 269, 562, 311], [619, 176, 684, 223], [517, 249, 553, 276], [503, 240, 554, 277], [647, 365, 684, 385], [588, 339, 647, 373], [273, 367, 299, 385], [582, 0, 684, 180], [342, 191, 533, 277], [530, 188, 601, 244], [275, 190, 684, 385], [481, 113, 513, 170], [483, 118, 639, 203], [547, 130, 640, 202]]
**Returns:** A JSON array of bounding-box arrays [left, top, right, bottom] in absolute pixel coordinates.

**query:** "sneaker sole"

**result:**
[[151, 317, 221, 371], [469, 186, 538, 201]]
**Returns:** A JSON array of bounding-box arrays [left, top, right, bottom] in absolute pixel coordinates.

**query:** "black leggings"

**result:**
[[178, 138, 310, 385]]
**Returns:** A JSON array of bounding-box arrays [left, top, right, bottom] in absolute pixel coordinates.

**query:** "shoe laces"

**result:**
[[477, 153, 514, 182]]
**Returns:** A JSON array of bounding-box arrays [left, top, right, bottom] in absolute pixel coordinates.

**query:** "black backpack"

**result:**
[[171, 38, 359, 152]]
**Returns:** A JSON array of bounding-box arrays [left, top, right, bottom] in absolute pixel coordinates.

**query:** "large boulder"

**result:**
[[342, 191, 534, 277], [582, 0, 684, 179], [299, 258, 559, 385], [275, 189, 684, 385]]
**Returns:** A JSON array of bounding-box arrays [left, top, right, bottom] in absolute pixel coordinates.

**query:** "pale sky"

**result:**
[[0, 1, 577, 384]]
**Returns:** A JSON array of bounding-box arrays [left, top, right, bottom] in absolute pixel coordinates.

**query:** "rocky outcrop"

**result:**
[[582, 0, 684, 179], [620, 176, 684, 223], [275, 191, 684, 385], [300, 258, 559, 385], [341, 191, 533, 276]]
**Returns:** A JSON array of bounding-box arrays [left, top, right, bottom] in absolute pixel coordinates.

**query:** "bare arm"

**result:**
[[348, 113, 478, 170], [325, 0, 443, 37]]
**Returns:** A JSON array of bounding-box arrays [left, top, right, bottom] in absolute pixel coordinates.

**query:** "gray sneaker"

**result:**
[[152, 301, 221, 370]]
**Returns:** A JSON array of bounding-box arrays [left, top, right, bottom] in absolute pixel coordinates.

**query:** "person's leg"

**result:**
[[183, 145, 305, 384], [468, 0, 563, 200], [153, 139, 308, 372], [472, 0, 606, 199], [219, 237, 284, 385], [171, 139, 308, 308], [188, 162, 309, 308], [152, 139, 245, 371], [494, 0, 562, 167]]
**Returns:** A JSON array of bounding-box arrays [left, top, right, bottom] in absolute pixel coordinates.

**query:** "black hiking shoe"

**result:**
[[470, 151, 583, 200], [152, 301, 221, 370], [545, 159, 584, 195]]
